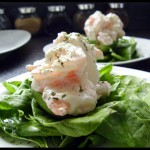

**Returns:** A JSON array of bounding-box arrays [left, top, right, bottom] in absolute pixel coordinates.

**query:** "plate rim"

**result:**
[[0, 29, 31, 55]]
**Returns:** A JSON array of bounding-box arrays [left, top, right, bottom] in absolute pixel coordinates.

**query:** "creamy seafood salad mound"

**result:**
[[26, 32, 111, 116], [84, 11, 125, 45]]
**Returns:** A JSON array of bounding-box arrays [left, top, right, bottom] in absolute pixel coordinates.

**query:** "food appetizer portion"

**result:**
[[26, 32, 111, 116], [1, 63, 150, 148], [1, 33, 150, 148], [84, 11, 138, 62]]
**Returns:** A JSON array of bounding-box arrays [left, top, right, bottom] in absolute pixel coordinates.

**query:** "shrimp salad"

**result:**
[[84, 10, 125, 45], [1, 40, 150, 147], [84, 11, 138, 62], [26, 32, 111, 116]]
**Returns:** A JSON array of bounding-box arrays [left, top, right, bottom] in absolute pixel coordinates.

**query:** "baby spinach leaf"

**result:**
[[99, 63, 113, 77], [2, 81, 21, 94], [0, 79, 48, 148], [1, 65, 150, 148], [89, 37, 138, 62], [31, 96, 115, 137], [96, 99, 150, 147]]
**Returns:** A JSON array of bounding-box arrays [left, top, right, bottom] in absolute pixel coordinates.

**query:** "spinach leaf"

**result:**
[[0, 79, 48, 148], [96, 99, 150, 147], [1, 65, 150, 148], [2, 81, 21, 94], [31, 97, 115, 137], [89, 37, 138, 62]]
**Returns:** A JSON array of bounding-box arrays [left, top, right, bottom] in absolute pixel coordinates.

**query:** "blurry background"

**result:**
[[0, 2, 150, 38], [0, 2, 150, 82]]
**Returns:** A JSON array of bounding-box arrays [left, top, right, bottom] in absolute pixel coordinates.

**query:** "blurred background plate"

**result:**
[[43, 43, 54, 53], [0, 29, 31, 55], [98, 36, 150, 65], [43, 36, 150, 66]]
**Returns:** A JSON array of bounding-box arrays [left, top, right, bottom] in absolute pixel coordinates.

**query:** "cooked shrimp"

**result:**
[[49, 99, 70, 116], [26, 58, 46, 71], [50, 71, 80, 87], [26, 32, 111, 116], [84, 11, 125, 45]]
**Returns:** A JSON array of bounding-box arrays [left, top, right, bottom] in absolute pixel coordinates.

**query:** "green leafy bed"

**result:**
[[89, 37, 138, 62], [1, 64, 150, 148]]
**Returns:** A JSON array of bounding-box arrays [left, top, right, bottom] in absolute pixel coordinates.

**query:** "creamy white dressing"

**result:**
[[84, 11, 125, 45], [26, 32, 111, 116]]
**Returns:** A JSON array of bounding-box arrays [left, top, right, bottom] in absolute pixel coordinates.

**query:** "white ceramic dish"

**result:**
[[0, 30, 31, 55], [43, 36, 150, 65], [0, 64, 150, 147]]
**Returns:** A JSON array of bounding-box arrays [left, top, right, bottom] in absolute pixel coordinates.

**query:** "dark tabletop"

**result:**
[[0, 31, 150, 83]]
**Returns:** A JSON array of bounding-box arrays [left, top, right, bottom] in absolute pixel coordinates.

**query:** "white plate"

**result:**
[[1, 64, 150, 147], [0, 30, 31, 55], [43, 36, 150, 65]]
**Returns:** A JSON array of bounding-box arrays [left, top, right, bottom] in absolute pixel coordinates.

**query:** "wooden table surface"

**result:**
[[0, 31, 150, 82]]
